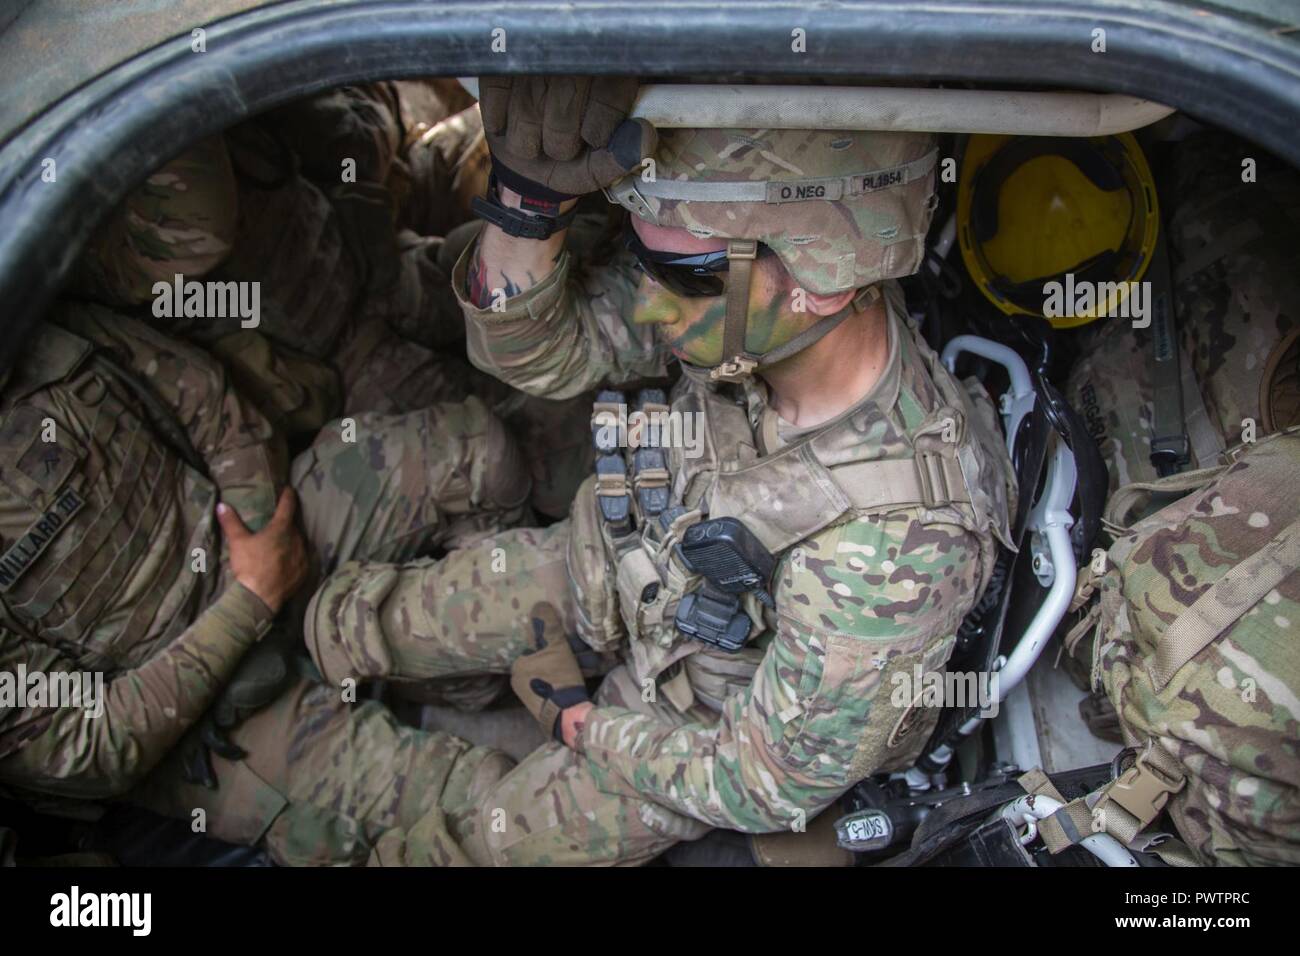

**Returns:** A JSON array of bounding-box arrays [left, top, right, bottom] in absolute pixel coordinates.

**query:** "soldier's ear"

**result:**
[[805, 288, 856, 316]]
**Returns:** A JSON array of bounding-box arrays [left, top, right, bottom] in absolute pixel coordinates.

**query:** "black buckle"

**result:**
[[674, 583, 754, 652], [471, 193, 575, 240], [1149, 435, 1191, 476]]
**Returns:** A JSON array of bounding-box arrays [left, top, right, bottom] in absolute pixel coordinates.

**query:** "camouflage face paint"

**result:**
[[630, 262, 811, 367]]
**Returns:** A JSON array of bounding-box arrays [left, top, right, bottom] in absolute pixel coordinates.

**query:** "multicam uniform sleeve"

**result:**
[[453, 235, 672, 400], [56, 306, 285, 531], [0, 584, 273, 798], [69, 136, 237, 307], [577, 511, 984, 831]]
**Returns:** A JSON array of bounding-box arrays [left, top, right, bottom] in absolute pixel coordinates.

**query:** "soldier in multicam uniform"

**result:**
[[69, 80, 593, 522], [305, 78, 1016, 865], [0, 299, 530, 864], [69, 80, 491, 423], [0, 81, 549, 864]]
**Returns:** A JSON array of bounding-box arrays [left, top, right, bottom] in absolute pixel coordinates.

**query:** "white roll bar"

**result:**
[[458, 79, 1173, 136]]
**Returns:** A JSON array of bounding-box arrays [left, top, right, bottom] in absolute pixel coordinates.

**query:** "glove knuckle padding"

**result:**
[[511, 602, 588, 734], [505, 78, 545, 160], [478, 77, 513, 134], [587, 120, 655, 191], [542, 77, 589, 161], [581, 77, 639, 147]]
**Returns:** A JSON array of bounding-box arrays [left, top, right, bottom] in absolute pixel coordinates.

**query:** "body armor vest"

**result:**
[[0, 324, 220, 673], [569, 288, 1015, 713]]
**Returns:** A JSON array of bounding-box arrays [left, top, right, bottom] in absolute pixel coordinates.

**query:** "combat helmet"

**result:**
[[957, 132, 1159, 328], [606, 127, 939, 380]]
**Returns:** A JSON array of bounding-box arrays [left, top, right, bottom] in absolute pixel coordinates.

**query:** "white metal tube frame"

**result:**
[[941, 335, 1035, 461], [457, 80, 1173, 136], [1001, 794, 1138, 867], [939, 337, 1077, 707]]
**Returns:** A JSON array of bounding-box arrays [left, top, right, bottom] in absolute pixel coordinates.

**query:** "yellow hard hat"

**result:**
[[957, 133, 1159, 328]]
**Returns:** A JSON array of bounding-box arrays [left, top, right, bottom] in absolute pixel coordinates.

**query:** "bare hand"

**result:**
[[561, 701, 594, 748], [217, 488, 308, 615]]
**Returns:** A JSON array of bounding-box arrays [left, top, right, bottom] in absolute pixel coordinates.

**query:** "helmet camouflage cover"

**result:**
[[609, 127, 939, 294]]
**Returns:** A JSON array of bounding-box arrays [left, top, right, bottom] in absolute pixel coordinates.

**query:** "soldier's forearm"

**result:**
[[465, 184, 577, 308], [15, 583, 273, 799]]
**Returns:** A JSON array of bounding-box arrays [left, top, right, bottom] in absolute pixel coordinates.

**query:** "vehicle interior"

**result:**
[[1, 0, 1297, 867]]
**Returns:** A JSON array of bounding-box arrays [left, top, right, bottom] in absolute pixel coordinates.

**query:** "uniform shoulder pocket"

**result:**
[[761, 613, 948, 786], [0, 404, 83, 507]]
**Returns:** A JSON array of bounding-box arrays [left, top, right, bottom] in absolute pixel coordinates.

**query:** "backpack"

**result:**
[[1092, 427, 1300, 865]]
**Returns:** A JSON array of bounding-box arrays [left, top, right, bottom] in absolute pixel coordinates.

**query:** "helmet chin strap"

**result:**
[[710, 239, 759, 383], [708, 239, 880, 384]]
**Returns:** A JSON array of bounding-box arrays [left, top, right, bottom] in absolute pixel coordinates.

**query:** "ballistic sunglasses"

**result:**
[[622, 220, 773, 298]]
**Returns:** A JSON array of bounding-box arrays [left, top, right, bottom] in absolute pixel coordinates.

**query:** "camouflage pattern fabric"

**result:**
[[306, 248, 1009, 863], [396, 105, 490, 240], [290, 398, 532, 575], [1066, 317, 1225, 501], [69, 136, 239, 307], [68, 91, 579, 514], [1168, 132, 1299, 445], [270, 79, 475, 202], [625, 128, 938, 294], [0, 305, 529, 863], [128, 673, 513, 866], [70, 89, 477, 367], [0, 306, 284, 796], [1096, 429, 1300, 866]]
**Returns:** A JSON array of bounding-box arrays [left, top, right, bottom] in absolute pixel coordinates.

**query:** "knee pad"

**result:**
[[466, 399, 533, 514], [304, 561, 400, 685]]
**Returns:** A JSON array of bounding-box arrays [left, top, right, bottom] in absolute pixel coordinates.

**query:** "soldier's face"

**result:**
[[628, 217, 808, 367]]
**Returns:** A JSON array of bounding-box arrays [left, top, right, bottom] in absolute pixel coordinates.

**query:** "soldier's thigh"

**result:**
[[334, 316, 510, 417], [305, 522, 573, 684], [290, 399, 530, 572], [130, 677, 510, 866], [461, 740, 704, 866]]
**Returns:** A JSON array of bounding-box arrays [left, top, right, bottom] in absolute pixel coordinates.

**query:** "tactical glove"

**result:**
[[510, 603, 590, 741], [180, 624, 298, 789], [478, 76, 657, 199]]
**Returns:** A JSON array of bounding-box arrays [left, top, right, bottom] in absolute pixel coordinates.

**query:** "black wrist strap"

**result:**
[[490, 160, 577, 205], [472, 173, 576, 240]]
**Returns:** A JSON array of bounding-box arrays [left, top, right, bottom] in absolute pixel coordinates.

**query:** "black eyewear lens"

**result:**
[[623, 221, 769, 298]]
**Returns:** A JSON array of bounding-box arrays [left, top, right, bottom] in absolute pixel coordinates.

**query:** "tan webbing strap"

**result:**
[[1069, 557, 1107, 612], [1102, 464, 1228, 533], [759, 406, 783, 456], [711, 239, 758, 382], [835, 454, 971, 511], [1017, 769, 1093, 854], [1037, 799, 1097, 855], [1020, 743, 1187, 855], [1148, 838, 1200, 868], [1093, 743, 1185, 845], [1062, 602, 1102, 660], [1017, 768, 1066, 803], [1152, 514, 1300, 690], [591, 399, 622, 432]]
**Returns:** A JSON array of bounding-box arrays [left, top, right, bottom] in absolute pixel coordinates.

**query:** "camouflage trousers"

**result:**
[[305, 519, 714, 866], [129, 400, 533, 865]]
